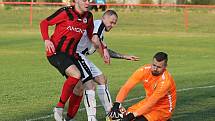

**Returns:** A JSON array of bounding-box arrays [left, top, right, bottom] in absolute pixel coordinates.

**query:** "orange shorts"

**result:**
[[127, 100, 171, 121]]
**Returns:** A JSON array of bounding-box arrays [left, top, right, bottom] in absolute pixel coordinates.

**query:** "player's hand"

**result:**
[[120, 113, 135, 121], [45, 40, 56, 54], [103, 48, 110, 64], [107, 102, 122, 120], [124, 55, 140, 61]]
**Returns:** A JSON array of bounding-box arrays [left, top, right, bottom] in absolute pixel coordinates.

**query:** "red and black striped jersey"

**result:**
[[40, 6, 94, 56]]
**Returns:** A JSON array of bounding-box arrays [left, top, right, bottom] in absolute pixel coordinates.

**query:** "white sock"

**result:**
[[97, 85, 112, 114], [87, 116, 97, 121], [84, 90, 97, 121]]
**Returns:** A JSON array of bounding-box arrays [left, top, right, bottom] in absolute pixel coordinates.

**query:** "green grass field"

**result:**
[[0, 6, 215, 121]]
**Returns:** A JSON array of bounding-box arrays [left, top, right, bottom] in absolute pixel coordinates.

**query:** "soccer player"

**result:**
[[64, 10, 139, 121], [108, 52, 176, 121], [40, 0, 106, 121]]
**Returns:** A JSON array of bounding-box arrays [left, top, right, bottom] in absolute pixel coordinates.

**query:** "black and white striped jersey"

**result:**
[[77, 20, 105, 55]]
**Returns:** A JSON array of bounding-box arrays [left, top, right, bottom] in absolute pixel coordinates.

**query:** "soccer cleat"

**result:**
[[64, 118, 74, 121], [64, 116, 74, 121], [53, 107, 64, 121]]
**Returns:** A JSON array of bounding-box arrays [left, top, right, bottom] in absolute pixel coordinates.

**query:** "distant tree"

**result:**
[[36, 0, 46, 2], [139, 0, 153, 4], [176, 0, 215, 5], [177, 0, 186, 4], [191, 0, 215, 5], [0, 0, 4, 7]]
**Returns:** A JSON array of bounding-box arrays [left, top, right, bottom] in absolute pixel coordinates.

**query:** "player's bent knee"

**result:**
[[73, 81, 84, 96], [65, 65, 81, 79], [83, 80, 96, 90], [94, 74, 106, 85], [73, 87, 83, 96]]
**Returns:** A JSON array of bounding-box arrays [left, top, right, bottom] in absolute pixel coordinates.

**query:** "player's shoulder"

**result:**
[[53, 6, 73, 16], [143, 64, 151, 70], [46, 6, 69, 21], [159, 70, 173, 84], [57, 6, 71, 12], [94, 20, 102, 26], [137, 64, 151, 72]]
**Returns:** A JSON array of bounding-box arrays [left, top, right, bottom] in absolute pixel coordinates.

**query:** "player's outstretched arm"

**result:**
[[108, 49, 140, 61]]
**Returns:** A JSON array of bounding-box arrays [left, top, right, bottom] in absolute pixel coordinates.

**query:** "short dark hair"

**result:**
[[103, 10, 118, 18], [153, 52, 168, 66]]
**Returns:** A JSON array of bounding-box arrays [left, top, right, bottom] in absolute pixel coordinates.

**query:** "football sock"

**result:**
[[57, 76, 79, 108], [67, 92, 83, 119], [84, 90, 97, 120], [97, 85, 112, 114], [88, 115, 97, 121]]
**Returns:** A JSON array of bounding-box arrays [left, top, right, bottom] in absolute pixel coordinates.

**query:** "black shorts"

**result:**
[[47, 52, 93, 82], [47, 52, 77, 76]]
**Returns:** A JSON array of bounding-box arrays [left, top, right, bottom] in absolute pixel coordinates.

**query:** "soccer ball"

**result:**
[[106, 107, 127, 121]]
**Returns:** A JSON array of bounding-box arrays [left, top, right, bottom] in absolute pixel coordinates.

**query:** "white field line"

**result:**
[[25, 85, 215, 121]]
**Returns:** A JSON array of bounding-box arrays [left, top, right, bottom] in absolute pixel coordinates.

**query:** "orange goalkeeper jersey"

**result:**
[[116, 64, 176, 117]]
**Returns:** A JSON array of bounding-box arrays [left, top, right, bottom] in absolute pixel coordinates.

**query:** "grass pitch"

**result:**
[[0, 6, 215, 121]]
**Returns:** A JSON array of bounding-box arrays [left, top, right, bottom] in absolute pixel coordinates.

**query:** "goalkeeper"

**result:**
[[108, 52, 176, 121]]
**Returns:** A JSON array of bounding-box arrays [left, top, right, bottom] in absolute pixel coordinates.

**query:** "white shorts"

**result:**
[[77, 53, 102, 83]]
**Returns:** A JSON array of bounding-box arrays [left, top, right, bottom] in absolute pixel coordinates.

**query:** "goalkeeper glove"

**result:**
[[107, 102, 122, 120]]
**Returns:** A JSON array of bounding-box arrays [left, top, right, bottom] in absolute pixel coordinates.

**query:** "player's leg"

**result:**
[[125, 100, 148, 121], [74, 53, 97, 121], [144, 110, 167, 121], [64, 79, 84, 121], [53, 74, 80, 121], [127, 99, 146, 113], [87, 58, 112, 114], [48, 53, 81, 121], [94, 75, 112, 114], [83, 80, 97, 121], [66, 80, 96, 121], [126, 99, 148, 121], [55, 66, 81, 121], [128, 100, 168, 121], [77, 53, 97, 121], [56, 65, 81, 108], [65, 81, 83, 121]]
